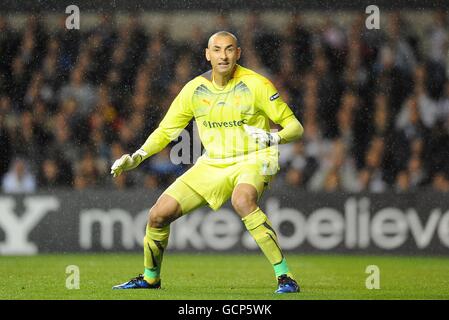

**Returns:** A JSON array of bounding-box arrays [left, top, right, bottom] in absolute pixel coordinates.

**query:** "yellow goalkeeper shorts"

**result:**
[[164, 147, 279, 212]]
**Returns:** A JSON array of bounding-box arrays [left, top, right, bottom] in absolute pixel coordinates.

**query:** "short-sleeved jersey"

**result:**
[[147, 64, 295, 159]]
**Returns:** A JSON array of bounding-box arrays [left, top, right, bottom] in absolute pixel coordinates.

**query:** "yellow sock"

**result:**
[[143, 224, 169, 284], [242, 207, 294, 279]]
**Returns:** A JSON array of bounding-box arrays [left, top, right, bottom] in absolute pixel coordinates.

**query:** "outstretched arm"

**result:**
[[111, 86, 193, 177]]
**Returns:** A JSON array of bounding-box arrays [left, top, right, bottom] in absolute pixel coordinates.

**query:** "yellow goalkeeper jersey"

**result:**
[[141, 64, 296, 159]]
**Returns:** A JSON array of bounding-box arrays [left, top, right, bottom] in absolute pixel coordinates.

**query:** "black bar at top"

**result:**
[[0, 0, 448, 13]]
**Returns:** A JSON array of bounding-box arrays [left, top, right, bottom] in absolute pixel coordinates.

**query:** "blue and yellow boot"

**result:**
[[112, 274, 161, 290]]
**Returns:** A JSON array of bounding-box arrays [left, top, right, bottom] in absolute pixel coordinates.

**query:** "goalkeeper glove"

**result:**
[[243, 124, 281, 148], [110, 149, 148, 177]]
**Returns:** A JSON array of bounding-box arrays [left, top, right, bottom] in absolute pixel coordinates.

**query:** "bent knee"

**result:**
[[232, 193, 257, 215], [148, 194, 182, 228], [148, 205, 175, 228]]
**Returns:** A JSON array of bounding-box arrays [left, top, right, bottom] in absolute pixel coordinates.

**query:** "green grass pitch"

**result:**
[[1, 253, 449, 300]]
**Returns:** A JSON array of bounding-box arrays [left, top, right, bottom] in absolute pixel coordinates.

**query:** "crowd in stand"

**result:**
[[0, 10, 448, 193]]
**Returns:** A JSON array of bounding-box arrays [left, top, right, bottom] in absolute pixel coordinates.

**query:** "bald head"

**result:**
[[206, 31, 241, 77], [208, 31, 238, 48]]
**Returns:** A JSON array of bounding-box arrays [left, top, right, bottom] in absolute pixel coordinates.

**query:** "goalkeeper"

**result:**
[[111, 31, 303, 293]]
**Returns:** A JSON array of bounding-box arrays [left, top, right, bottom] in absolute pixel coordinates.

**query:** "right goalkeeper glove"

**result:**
[[243, 124, 281, 148], [110, 149, 148, 178]]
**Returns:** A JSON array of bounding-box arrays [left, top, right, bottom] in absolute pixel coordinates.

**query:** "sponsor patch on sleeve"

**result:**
[[270, 92, 280, 101]]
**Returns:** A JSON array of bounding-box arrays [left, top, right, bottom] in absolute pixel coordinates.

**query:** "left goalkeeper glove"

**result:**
[[110, 149, 148, 178], [243, 124, 281, 148]]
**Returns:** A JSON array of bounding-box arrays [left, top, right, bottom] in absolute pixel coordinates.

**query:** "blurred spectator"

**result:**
[[0, 113, 12, 181], [2, 158, 36, 193], [55, 16, 80, 75], [438, 82, 449, 124], [396, 95, 429, 140], [288, 13, 313, 73], [407, 155, 425, 189], [244, 12, 280, 72], [59, 68, 97, 116], [394, 171, 411, 193], [357, 137, 388, 192], [427, 10, 448, 67], [302, 119, 331, 163], [73, 151, 102, 189], [313, 52, 341, 139], [111, 171, 133, 190], [48, 109, 80, 164], [144, 174, 162, 191], [432, 172, 449, 192], [381, 12, 417, 73], [0, 11, 448, 193], [424, 121, 449, 178], [0, 16, 18, 96], [12, 111, 51, 171], [336, 91, 358, 148], [144, 148, 185, 188], [320, 17, 347, 74], [279, 140, 318, 188], [215, 12, 238, 37], [308, 139, 359, 192], [37, 157, 73, 189]]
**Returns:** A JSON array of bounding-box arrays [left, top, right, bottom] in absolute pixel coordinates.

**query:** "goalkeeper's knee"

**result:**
[[148, 196, 182, 228]]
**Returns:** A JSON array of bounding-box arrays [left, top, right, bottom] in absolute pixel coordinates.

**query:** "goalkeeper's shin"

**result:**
[[143, 224, 170, 284], [242, 207, 294, 280]]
